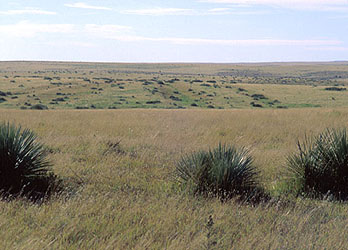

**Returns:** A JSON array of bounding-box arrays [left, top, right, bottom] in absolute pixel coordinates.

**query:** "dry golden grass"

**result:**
[[1, 108, 348, 249]]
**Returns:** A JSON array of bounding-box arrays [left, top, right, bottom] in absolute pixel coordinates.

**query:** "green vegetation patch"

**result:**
[[176, 143, 267, 202], [1, 62, 348, 110], [285, 128, 348, 200], [0, 122, 62, 201]]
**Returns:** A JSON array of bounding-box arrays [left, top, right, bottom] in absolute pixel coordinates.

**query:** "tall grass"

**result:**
[[2, 109, 348, 248]]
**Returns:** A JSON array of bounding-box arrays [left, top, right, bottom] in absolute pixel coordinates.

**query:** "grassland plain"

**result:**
[[1, 109, 348, 249], [1, 61, 348, 110]]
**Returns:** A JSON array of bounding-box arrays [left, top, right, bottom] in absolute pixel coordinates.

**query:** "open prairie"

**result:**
[[1, 61, 348, 110], [2, 62, 348, 249], [1, 108, 348, 249]]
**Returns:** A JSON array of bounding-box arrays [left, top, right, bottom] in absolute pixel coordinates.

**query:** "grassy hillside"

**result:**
[[1, 108, 348, 249], [1, 61, 348, 110]]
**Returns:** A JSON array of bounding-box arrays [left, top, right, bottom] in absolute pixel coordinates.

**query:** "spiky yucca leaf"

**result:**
[[176, 151, 211, 194], [0, 122, 58, 200], [208, 144, 257, 197], [286, 128, 348, 200], [176, 143, 261, 200]]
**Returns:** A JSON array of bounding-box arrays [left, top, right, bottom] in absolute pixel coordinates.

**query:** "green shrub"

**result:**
[[176, 143, 263, 200], [30, 104, 48, 110], [0, 122, 60, 201], [286, 128, 348, 200]]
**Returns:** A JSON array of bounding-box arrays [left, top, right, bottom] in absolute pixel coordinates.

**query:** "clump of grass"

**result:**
[[285, 128, 348, 200], [176, 143, 264, 201], [0, 122, 61, 201]]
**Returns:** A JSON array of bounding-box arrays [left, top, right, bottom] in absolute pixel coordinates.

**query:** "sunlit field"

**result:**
[[1, 108, 348, 249], [2, 0, 348, 245], [2, 62, 348, 249]]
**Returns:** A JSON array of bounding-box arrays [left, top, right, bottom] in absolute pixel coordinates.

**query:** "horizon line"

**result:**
[[1, 59, 348, 65]]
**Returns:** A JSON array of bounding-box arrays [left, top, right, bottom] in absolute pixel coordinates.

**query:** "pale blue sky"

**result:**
[[1, 0, 348, 62]]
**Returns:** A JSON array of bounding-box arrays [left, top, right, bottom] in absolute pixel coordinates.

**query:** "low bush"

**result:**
[[250, 102, 263, 108], [285, 128, 348, 200], [251, 94, 267, 100], [0, 122, 61, 201], [324, 87, 346, 91], [31, 104, 48, 110], [146, 100, 161, 104], [176, 143, 264, 201]]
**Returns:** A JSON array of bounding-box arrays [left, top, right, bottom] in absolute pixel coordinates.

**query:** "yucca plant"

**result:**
[[176, 143, 263, 200], [286, 128, 348, 200], [0, 122, 60, 201]]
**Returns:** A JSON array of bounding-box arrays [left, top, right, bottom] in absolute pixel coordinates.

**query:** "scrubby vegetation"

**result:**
[[285, 128, 348, 200], [176, 144, 264, 201], [0, 122, 61, 201], [1, 61, 348, 110], [324, 87, 346, 91]]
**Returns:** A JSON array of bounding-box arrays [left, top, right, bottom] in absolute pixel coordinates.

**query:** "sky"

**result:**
[[0, 0, 348, 62]]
